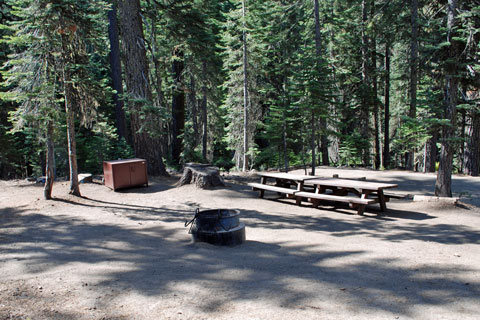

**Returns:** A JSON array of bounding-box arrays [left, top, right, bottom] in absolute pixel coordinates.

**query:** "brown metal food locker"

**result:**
[[103, 158, 148, 190]]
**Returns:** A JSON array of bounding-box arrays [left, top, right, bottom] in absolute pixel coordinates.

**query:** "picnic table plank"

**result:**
[[303, 178, 398, 190]]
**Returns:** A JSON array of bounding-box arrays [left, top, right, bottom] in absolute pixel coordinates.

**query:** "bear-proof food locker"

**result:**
[[103, 158, 148, 191]]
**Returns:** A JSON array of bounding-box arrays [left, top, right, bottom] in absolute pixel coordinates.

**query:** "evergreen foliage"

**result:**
[[0, 0, 478, 196]]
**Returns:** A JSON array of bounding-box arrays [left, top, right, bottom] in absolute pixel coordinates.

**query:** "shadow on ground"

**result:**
[[1, 180, 479, 318]]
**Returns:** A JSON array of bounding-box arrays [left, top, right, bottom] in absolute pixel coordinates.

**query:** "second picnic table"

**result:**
[[248, 172, 398, 215]]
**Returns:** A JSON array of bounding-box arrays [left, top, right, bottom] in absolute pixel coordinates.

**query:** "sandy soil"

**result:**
[[1, 167, 480, 319]]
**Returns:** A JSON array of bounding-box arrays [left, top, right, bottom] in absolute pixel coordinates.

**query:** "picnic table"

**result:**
[[248, 172, 318, 199], [248, 172, 398, 215], [296, 178, 398, 215]]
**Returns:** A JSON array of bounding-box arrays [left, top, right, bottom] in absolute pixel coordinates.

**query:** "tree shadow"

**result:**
[[3, 177, 480, 318], [107, 176, 179, 194], [1, 207, 478, 318]]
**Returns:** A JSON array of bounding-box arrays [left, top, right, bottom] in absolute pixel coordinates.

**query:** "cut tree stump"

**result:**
[[178, 163, 225, 189]]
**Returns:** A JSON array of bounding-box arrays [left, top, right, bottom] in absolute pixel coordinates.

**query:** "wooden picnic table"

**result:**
[[248, 172, 319, 198], [297, 178, 398, 215], [249, 172, 399, 215]]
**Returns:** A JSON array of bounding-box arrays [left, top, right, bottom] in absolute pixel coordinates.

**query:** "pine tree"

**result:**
[[2, 0, 109, 197], [117, 0, 167, 175]]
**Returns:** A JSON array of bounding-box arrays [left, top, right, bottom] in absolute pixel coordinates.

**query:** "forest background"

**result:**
[[0, 0, 479, 198]]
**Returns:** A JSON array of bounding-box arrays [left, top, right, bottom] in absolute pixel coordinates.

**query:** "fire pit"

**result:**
[[185, 209, 246, 246]]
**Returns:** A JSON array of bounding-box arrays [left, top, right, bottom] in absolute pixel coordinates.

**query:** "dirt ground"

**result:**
[[1, 167, 480, 320]]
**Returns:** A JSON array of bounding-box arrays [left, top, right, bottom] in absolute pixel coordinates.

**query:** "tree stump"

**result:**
[[178, 163, 225, 189]]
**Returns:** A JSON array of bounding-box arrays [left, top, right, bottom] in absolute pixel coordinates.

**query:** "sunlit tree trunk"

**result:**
[[407, 0, 419, 171], [44, 121, 55, 200], [61, 33, 80, 197], [242, 0, 249, 172], [435, 0, 458, 197]]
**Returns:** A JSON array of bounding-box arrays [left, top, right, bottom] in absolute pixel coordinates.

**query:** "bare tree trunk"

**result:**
[[189, 73, 198, 148], [460, 108, 465, 173], [435, 0, 458, 197], [424, 131, 438, 173], [314, 0, 329, 167], [242, 0, 249, 172], [311, 110, 316, 175], [383, 41, 391, 169], [361, 0, 370, 166], [171, 48, 185, 164], [107, 2, 128, 142], [407, 0, 418, 171], [283, 113, 288, 173], [371, 16, 380, 169], [60, 31, 81, 197], [118, 0, 167, 176], [202, 61, 208, 163], [44, 121, 55, 200], [464, 111, 480, 176], [64, 81, 81, 196]]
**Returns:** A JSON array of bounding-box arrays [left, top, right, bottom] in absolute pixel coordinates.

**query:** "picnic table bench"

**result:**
[[249, 172, 399, 215]]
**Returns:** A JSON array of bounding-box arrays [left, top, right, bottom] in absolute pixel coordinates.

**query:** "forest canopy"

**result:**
[[0, 0, 479, 198]]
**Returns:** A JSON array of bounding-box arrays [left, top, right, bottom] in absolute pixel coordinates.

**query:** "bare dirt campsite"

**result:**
[[1, 167, 480, 320]]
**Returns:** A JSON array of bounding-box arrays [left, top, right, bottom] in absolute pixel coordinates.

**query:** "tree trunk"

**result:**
[[314, 0, 329, 167], [361, 0, 370, 166], [311, 110, 316, 175], [242, 0, 249, 172], [202, 61, 208, 163], [171, 48, 185, 163], [460, 108, 465, 173], [435, 0, 458, 197], [107, 2, 127, 142], [464, 111, 480, 176], [189, 73, 198, 149], [371, 19, 380, 169], [424, 131, 438, 173], [60, 32, 81, 197], [64, 80, 81, 196], [407, 0, 418, 171], [283, 111, 288, 173], [44, 121, 55, 200], [383, 41, 391, 168], [117, 0, 167, 176]]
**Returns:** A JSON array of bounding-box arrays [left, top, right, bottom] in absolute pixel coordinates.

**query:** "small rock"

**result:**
[[454, 253, 461, 257], [79, 174, 93, 183], [36, 176, 46, 184]]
